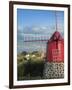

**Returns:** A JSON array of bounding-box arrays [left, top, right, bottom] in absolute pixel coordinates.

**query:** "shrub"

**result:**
[[17, 60, 45, 80]]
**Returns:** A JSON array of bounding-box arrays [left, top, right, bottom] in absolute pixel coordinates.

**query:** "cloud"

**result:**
[[17, 26, 64, 42], [17, 26, 64, 53]]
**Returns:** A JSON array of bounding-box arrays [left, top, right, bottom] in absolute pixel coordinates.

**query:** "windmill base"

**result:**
[[43, 62, 64, 79]]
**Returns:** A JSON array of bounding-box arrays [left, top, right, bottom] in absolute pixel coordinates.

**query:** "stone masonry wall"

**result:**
[[43, 62, 64, 79]]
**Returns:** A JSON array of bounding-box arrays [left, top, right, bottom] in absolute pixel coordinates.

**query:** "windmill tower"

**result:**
[[46, 31, 64, 62]]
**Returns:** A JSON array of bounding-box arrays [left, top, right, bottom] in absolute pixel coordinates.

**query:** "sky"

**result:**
[[17, 9, 64, 54]]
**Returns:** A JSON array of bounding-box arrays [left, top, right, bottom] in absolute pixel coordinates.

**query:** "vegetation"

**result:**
[[17, 51, 46, 80]]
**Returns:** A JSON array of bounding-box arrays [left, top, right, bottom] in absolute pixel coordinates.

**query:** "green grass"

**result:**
[[17, 60, 45, 80]]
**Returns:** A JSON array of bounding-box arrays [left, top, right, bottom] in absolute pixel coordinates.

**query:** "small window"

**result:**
[[52, 49, 61, 56]]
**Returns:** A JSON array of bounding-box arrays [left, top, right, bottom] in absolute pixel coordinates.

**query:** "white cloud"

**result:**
[[17, 26, 64, 53]]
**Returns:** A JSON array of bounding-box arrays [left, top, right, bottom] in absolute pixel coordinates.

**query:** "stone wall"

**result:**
[[43, 62, 64, 79]]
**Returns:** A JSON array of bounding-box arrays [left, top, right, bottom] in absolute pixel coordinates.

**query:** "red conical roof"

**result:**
[[48, 31, 63, 42]]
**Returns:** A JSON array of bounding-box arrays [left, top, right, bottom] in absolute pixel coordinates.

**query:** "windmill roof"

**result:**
[[48, 31, 63, 42]]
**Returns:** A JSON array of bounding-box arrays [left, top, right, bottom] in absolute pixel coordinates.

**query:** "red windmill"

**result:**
[[46, 31, 64, 62], [23, 11, 64, 62], [46, 11, 64, 62]]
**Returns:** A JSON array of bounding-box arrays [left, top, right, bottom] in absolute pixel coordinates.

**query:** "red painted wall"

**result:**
[[46, 31, 64, 62]]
